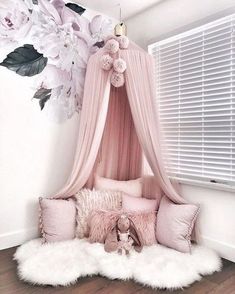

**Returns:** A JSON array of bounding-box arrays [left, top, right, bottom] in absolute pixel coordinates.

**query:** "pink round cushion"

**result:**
[[122, 193, 158, 212]]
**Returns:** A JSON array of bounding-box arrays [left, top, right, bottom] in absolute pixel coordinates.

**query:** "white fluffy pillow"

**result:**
[[94, 175, 142, 197], [75, 189, 122, 238]]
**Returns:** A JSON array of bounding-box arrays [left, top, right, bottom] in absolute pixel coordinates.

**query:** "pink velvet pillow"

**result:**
[[94, 175, 142, 197], [156, 196, 200, 253], [122, 193, 158, 212], [39, 198, 76, 243], [88, 210, 157, 246]]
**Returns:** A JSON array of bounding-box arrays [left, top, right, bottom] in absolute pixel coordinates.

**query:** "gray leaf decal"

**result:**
[[0, 44, 47, 77]]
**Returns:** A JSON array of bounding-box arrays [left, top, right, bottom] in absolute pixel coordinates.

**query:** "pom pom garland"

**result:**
[[100, 54, 113, 71], [110, 72, 125, 88], [104, 39, 119, 54], [113, 58, 127, 73], [118, 35, 129, 49], [101, 35, 129, 87]]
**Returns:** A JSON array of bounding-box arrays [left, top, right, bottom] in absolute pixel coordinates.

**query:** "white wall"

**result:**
[[0, 9, 116, 250], [125, 0, 235, 49], [0, 69, 80, 249], [126, 0, 235, 262]]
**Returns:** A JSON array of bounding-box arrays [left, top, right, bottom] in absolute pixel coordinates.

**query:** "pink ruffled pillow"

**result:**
[[156, 196, 200, 253], [94, 175, 142, 197], [122, 193, 158, 212], [39, 198, 76, 243], [88, 210, 157, 246]]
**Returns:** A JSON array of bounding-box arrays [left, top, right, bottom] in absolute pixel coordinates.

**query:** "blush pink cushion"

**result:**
[[88, 210, 157, 246], [94, 175, 142, 197], [88, 210, 120, 243], [122, 193, 158, 212], [39, 198, 76, 243], [130, 211, 157, 245], [156, 196, 200, 253]]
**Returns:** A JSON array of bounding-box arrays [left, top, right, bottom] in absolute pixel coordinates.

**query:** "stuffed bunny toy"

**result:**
[[104, 214, 143, 255]]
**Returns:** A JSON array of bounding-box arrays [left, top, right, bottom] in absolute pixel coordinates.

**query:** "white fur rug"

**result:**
[[14, 238, 222, 290]]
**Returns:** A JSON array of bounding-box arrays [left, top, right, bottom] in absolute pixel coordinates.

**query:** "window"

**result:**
[[149, 14, 235, 187]]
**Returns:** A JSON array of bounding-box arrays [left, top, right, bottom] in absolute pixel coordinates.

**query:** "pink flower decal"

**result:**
[[110, 72, 125, 88], [104, 38, 119, 54], [113, 58, 126, 73], [118, 35, 129, 49], [100, 54, 113, 71]]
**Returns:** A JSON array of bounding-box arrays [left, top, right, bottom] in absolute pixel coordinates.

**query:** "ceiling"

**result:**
[[76, 0, 163, 20]]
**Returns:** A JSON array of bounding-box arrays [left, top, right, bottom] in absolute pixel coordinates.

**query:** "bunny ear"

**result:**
[[104, 222, 119, 253], [129, 219, 143, 251]]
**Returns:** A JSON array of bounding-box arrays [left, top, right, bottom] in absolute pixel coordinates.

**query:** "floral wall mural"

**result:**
[[0, 0, 112, 122]]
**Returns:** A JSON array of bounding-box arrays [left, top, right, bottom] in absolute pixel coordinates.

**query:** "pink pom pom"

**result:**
[[110, 72, 125, 88], [118, 36, 129, 49], [104, 39, 119, 54], [113, 58, 127, 73], [100, 54, 113, 70]]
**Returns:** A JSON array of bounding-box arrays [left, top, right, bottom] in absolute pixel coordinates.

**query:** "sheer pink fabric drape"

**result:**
[[93, 85, 142, 181], [122, 50, 186, 204], [53, 55, 111, 198], [52, 44, 185, 204]]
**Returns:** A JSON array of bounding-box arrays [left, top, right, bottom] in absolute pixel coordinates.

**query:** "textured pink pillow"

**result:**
[[94, 175, 142, 197], [129, 211, 157, 245], [122, 193, 158, 212], [88, 210, 157, 246], [39, 198, 76, 243], [88, 210, 120, 243], [75, 189, 122, 238], [156, 196, 200, 253]]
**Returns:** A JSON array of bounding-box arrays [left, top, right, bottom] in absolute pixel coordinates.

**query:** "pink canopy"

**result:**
[[53, 39, 185, 204]]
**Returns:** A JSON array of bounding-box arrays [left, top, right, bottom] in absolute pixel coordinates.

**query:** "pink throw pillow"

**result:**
[[39, 198, 76, 243], [94, 175, 142, 197], [122, 193, 158, 212], [88, 210, 157, 246], [88, 210, 120, 244], [156, 196, 200, 253], [130, 211, 157, 245], [75, 189, 122, 238]]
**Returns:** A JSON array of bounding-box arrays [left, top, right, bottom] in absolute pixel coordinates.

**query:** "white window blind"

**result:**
[[149, 14, 235, 187]]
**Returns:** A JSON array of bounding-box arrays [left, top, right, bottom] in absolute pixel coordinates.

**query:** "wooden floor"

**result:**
[[1, 247, 235, 294]]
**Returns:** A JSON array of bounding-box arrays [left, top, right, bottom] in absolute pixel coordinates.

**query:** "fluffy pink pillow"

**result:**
[[39, 198, 76, 243], [122, 193, 158, 212], [88, 210, 120, 243], [88, 210, 157, 246], [94, 175, 142, 197], [156, 196, 200, 253], [130, 211, 157, 245]]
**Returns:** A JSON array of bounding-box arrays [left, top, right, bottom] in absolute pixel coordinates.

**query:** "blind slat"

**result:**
[[158, 63, 234, 82], [164, 153, 234, 161], [160, 94, 235, 105], [159, 57, 235, 75]]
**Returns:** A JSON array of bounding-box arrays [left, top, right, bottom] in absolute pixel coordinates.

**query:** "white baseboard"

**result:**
[[200, 235, 235, 263], [0, 227, 39, 250]]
